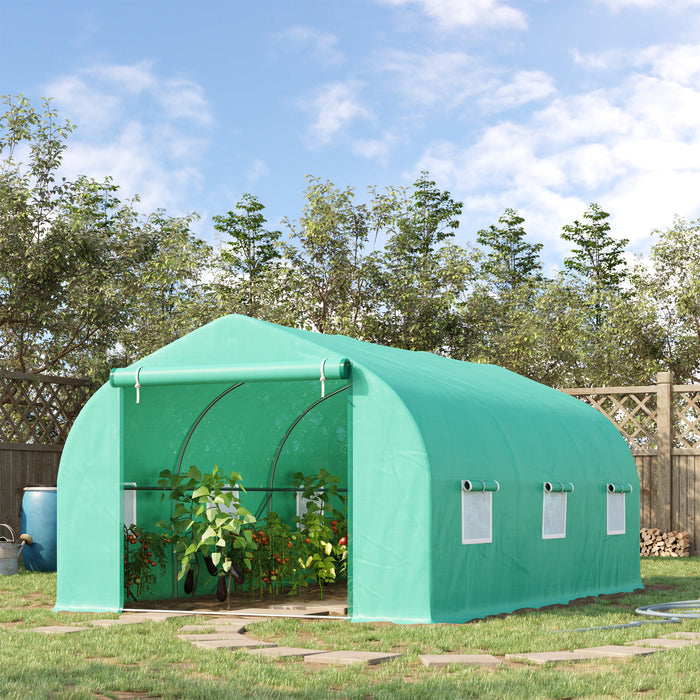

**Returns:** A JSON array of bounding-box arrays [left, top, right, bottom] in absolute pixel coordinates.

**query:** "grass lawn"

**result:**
[[1, 558, 700, 699]]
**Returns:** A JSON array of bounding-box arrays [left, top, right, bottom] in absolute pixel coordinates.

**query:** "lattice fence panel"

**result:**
[[674, 390, 700, 449], [0, 372, 92, 445], [568, 391, 658, 450]]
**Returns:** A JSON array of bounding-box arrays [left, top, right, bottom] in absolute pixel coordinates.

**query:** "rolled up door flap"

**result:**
[[110, 358, 352, 388]]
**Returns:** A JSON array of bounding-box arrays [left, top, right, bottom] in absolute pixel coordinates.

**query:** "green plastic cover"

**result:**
[[55, 314, 641, 622]]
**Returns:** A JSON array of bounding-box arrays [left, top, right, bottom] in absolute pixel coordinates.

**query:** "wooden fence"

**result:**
[[563, 371, 700, 555], [0, 372, 91, 534]]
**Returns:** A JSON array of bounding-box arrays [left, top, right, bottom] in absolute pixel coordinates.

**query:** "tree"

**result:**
[[369, 172, 470, 352], [634, 217, 700, 383], [476, 208, 542, 292], [280, 177, 384, 335], [0, 94, 212, 381], [108, 210, 214, 371], [211, 194, 281, 318], [561, 203, 628, 330]]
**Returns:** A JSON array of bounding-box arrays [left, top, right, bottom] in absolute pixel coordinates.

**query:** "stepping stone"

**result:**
[[267, 605, 332, 616], [304, 650, 402, 666], [187, 637, 276, 650], [506, 650, 606, 665], [89, 617, 153, 627], [90, 613, 193, 626], [420, 654, 502, 668], [663, 632, 700, 640], [577, 645, 658, 657], [178, 622, 251, 634], [246, 646, 326, 658], [26, 626, 89, 634], [123, 612, 193, 621], [177, 632, 249, 642], [631, 638, 700, 648]]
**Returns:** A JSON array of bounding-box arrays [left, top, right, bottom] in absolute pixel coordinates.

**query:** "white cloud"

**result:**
[[378, 0, 527, 30], [88, 62, 158, 94], [413, 42, 700, 249], [303, 81, 373, 146], [246, 158, 269, 181], [479, 70, 557, 111], [352, 131, 399, 163], [46, 75, 122, 129], [380, 50, 494, 108], [157, 78, 212, 125], [272, 26, 344, 65], [44, 62, 213, 214], [380, 51, 556, 115], [593, 0, 700, 10]]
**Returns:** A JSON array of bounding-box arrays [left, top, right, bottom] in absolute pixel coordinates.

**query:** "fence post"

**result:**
[[655, 371, 673, 531]]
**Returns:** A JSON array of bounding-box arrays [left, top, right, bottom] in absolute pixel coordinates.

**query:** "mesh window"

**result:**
[[296, 489, 324, 521], [462, 491, 493, 544], [123, 484, 137, 528], [542, 492, 567, 539], [607, 492, 626, 535]]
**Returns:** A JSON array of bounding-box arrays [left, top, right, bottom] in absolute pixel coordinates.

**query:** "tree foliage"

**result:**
[[1, 95, 694, 391], [0, 95, 212, 381]]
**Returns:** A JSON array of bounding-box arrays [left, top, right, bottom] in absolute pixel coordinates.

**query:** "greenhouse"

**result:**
[[55, 314, 641, 623]]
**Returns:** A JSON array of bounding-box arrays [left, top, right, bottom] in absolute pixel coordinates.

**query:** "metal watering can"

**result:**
[[0, 524, 25, 576]]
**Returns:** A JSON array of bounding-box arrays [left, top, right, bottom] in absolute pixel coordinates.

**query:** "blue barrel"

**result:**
[[20, 487, 57, 572]]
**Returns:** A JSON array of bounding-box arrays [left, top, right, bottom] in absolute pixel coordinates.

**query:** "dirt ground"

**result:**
[[123, 581, 348, 613]]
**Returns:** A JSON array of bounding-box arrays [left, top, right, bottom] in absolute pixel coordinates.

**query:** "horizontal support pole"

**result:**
[[122, 485, 348, 493], [110, 359, 351, 388]]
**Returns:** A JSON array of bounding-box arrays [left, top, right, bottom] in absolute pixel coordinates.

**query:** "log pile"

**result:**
[[640, 528, 690, 557]]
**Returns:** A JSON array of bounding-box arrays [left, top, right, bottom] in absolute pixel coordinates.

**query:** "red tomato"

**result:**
[[339, 536, 348, 546]]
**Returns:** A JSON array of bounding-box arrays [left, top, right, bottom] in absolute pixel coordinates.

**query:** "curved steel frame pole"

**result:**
[[175, 383, 244, 475], [168, 381, 351, 598], [260, 384, 352, 519]]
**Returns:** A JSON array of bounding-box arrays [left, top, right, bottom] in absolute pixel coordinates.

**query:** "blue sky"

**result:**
[[2, 1, 700, 268]]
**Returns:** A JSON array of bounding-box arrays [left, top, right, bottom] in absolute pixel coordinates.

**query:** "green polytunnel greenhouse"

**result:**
[[55, 314, 641, 623]]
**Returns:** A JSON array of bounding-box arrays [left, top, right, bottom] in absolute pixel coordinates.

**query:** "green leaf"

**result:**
[[173, 503, 188, 518], [192, 485, 210, 499], [201, 526, 217, 542]]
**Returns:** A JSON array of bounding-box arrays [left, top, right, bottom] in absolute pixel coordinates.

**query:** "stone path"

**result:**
[[23, 606, 700, 669]]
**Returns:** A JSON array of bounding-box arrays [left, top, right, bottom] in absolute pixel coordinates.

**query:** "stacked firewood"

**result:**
[[640, 528, 690, 557]]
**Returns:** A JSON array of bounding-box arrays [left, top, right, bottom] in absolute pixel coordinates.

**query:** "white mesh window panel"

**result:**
[[123, 484, 137, 527], [461, 491, 492, 544], [296, 489, 324, 521], [607, 492, 626, 535], [207, 489, 239, 518], [542, 492, 567, 539]]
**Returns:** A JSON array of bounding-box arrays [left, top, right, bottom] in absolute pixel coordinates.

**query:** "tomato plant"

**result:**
[[291, 469, 349, 597], [123, 525, 169, 601]]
